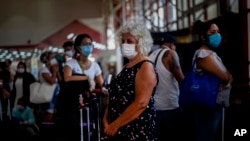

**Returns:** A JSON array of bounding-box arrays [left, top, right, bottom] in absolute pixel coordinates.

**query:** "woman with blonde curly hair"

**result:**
[[102, 21, 158, 141]]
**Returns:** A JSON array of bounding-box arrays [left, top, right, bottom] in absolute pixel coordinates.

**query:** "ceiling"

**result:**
[[0, 0, 106, 61]]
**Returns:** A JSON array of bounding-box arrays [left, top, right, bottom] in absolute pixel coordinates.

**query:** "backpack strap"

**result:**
[[154, 48, 169, 65]]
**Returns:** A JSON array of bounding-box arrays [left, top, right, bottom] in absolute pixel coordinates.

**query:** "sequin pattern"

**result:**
[[108, 60, 157, 141]]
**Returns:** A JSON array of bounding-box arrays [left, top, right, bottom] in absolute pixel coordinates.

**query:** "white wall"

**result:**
[[0, 0, 103, 46]]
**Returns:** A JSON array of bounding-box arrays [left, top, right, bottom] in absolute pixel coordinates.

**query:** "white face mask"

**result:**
[[65, 50, 73, 57], [50, 58, 58, 66], [121, 44, 138, 59], [17, 68, 25, 73]]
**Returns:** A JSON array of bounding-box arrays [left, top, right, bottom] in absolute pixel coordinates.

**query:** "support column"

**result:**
[[239, 0, 249, 84]]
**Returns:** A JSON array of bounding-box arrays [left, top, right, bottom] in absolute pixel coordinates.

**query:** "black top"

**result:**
[[107, 60, 157, 141]]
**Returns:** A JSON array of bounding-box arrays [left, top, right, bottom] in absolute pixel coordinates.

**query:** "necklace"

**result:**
[[82, 60, 89, 66]]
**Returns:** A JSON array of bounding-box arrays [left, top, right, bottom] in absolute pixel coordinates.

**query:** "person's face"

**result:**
[[17, 103, 24, 111], [80, 38, 92, 47], [207, 24, 220, 35], [121, 32, 139, 52], [77, 37, 93, 57], [48, 52, 55, 60], [18, 64, 25, 69], [45, 52, 56, 65]]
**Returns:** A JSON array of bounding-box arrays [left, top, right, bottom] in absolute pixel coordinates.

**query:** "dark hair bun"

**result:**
[[192, 20, 204, 34], [62, 41, 73, 48], [40, 51, 51, 63]]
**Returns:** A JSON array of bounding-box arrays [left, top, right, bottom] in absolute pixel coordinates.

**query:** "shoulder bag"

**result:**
[[179, 54, 220, 108], [30, 82, 57, 104]]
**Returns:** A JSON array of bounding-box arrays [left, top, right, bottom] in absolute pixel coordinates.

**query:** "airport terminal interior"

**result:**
[[0, 0, 250, 141]]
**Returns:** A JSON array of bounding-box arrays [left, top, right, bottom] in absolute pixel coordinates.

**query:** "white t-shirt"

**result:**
[[14, 78, 23, 106], [65, 59, 102, 80], [193, 49, 227, 72], [39, 66, 58, 83]]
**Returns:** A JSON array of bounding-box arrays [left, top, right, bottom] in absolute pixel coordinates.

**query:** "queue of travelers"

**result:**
[[0, 20, 232, 141]]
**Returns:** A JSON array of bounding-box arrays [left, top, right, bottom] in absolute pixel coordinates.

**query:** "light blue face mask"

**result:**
[[80, 45, 93, 56], [206, 33, 222, 48]]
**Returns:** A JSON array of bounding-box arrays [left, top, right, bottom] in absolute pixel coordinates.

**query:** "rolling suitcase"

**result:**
[[79, 94, 91, 141], [79, 92, 103, 141]]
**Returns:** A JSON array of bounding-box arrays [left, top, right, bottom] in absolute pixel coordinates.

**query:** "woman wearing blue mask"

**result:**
[[64, 33, 103, 89], [181, 20, 233, 141], [62, 33, 104, 141]]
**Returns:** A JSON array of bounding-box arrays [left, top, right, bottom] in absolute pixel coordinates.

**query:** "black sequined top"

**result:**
[[107, 60, 157, 141]]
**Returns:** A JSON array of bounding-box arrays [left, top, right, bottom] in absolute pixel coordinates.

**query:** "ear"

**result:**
[[200, 35, 205, 40], [135, 44, 141, 53]]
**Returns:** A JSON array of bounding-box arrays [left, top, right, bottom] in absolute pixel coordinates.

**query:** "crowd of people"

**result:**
[[0, 20, 233, 141]]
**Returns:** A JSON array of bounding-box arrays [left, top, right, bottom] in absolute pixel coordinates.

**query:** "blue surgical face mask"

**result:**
[[205, 33, 222, 48], [80, 45, 93, 56]]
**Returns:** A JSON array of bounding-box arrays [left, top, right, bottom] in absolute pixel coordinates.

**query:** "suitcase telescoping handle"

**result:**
[[79, 94, 91, 141], [79, 94, 84, 141]]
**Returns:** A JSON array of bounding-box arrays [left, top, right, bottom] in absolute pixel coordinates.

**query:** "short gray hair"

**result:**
[[119, 21, 153, 56]]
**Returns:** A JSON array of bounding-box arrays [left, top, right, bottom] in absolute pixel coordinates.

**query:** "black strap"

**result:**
[[154, 49, 166, 65], [134, 60, 154, 69]]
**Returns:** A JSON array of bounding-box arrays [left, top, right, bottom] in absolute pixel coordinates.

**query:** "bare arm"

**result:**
[[197, 55, 231, 85], [95, 74, 104, 88], [169, 51, 185, 84], [103, 106, 109, 129], [42, 73, 57, 85], [162, 50, 184, 85], [104, 61, 157, 136], [63, 65, 89, 82]]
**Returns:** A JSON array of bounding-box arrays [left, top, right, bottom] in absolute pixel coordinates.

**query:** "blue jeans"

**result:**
[[156, 108, 182, 141], [47, 84, 60, 113], [182, 106, 222, 141], [39, 84, 60, 113]]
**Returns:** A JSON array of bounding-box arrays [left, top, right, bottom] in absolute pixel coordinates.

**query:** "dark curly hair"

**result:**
[[62, 41, 74, 49], [192, 20, 215, 41], [40, 51, 52, 63], [73, 34, 93, 58]]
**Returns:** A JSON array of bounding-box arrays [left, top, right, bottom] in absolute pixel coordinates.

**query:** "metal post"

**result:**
[[86, 106, 91, 141], [80, 108, 84, 141]]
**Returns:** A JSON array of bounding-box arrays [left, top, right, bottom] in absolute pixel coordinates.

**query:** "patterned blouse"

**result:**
[[107, 60, 157, 141]]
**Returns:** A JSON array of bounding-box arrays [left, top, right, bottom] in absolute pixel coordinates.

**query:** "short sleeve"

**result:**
[[196, 49, 213, 59], [40, 67, 50, 74], [39, 67, 52, 83], [193, 49, 225, 72], [94, 62, 102, 76], [84, 61, 102, 80], [65, 59, 75, 70], [65, 59, 83, 74]]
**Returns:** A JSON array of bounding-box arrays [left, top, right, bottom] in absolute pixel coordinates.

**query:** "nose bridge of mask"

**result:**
[[17, 68, 25, 73], [66, 50, 73, 57], [81, 45, 93, 52], [122, 43, 135, 50], [208, 33, 221, 42], [207, 33, 221, 47], [50, 58, 58, 65]]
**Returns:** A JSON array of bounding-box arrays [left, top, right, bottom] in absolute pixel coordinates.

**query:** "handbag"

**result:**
[[179, 54, 220, 108], [29, 82, 57, 104]]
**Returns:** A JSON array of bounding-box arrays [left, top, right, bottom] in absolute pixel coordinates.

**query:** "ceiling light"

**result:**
[[27, 52, 32, 56], [67, 33, 75, 39], [12, 51, 18, 55]]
